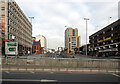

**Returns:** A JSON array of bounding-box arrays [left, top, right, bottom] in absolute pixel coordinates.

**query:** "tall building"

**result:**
[[0, 0, 32, 55], [0, 17, 4, 55], [89, 19, 120, 57], [65, 27, 80, 53], [36, 35, 47, 53]]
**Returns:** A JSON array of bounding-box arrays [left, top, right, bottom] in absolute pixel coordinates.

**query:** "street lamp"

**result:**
[[29, 17, 34, 24], [84, 18, 89, 56]]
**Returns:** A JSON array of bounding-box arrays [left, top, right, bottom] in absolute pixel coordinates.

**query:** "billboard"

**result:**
[[5, 42, 18, 55]]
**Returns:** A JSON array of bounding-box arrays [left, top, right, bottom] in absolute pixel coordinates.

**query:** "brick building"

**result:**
[[32, 40, 42, 54]]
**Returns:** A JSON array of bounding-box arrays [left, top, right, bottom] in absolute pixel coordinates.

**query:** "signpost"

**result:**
[[5, 42, 18, 56]]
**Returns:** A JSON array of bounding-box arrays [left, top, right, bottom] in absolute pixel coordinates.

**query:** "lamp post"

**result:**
[[29, 16, 34, 55], [29, 17, 34, 23], [84, 18, 89, 56]]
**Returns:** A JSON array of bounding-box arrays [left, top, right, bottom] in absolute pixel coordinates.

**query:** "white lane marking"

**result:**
[[50, 72, 54, 74], [5, 71, 10, 74], [41, 79, 57, 82], [112, 74, 120, 77], [4, 72, 35, 74], [30, 72, 35, 74], [0, 79, 41, 82], [0, 79, 58, 82]]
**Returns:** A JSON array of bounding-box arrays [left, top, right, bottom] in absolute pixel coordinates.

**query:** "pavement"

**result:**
[[1, 71, 120, 84]]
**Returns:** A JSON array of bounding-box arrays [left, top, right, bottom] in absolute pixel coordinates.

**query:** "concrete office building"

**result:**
[[36, 35, 47, 53], [0, 17, 4, 56], [0, 0, 32, 55], [89, 19, 120, 57], [65, 27, 80, 53]]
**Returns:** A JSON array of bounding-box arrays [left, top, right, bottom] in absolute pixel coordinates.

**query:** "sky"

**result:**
[[15, 0, 119, 49]]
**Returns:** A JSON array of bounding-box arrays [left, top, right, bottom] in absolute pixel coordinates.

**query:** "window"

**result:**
[[69, 38, 70, 50], [77, 37, 79, 47], [73, 29, 75, 36], [1, 15, 5, 17]]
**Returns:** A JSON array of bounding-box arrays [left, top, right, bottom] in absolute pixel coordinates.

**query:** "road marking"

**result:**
[[112, 74, 120, 77], [30, 71, 35, 74], [0, 79, 57, 82], [50, 72, 54, 74], [1, 79, 41, 82], [5, 72, 30, 74], [5, 71, 10, 74], [41, 79, 57, 82]]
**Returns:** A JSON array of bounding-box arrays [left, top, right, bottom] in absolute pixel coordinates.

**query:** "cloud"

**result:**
[[15, 0, 119, 48]]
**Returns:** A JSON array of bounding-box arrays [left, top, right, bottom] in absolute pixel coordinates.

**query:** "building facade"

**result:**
[[36, 35, 47, 53], [0, 17, 5, 56], [65, 27, 80, 53], [79, 44, 90, 55], [32, 40, 42, 54], [0, 0, 32, 55], [89, 19, 120, 57]]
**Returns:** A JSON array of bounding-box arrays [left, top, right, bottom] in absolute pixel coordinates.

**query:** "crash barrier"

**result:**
[[2, 58, 120, 73]]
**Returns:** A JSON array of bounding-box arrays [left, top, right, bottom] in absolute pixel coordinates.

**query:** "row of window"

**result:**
[[90, 26, 119, 40], [91, 38, 120, 47], [7, 2, 32, 47]]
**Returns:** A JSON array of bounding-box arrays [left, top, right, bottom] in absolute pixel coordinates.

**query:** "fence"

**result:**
[[2, 58, 120, 73]]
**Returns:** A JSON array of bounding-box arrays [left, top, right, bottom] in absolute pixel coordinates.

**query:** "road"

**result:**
[[2, 54, 119, 61], [1, 71, 120, 84]]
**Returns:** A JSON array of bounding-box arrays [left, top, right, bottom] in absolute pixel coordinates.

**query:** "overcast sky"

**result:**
[[15, 0, 119, 49]]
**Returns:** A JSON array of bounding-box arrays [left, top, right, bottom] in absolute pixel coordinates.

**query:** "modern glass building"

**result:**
[[65, 27, 80, 53]]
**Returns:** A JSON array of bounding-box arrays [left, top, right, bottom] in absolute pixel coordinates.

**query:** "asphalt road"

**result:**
[[1, 71, 120, 84], [2, 54, 119, 61]]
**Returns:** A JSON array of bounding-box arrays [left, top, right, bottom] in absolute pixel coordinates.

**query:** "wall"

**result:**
[[2, 58, 120, 72]]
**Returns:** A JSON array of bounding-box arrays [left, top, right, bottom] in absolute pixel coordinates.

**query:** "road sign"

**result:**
[[5, 42, 18, 55]]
